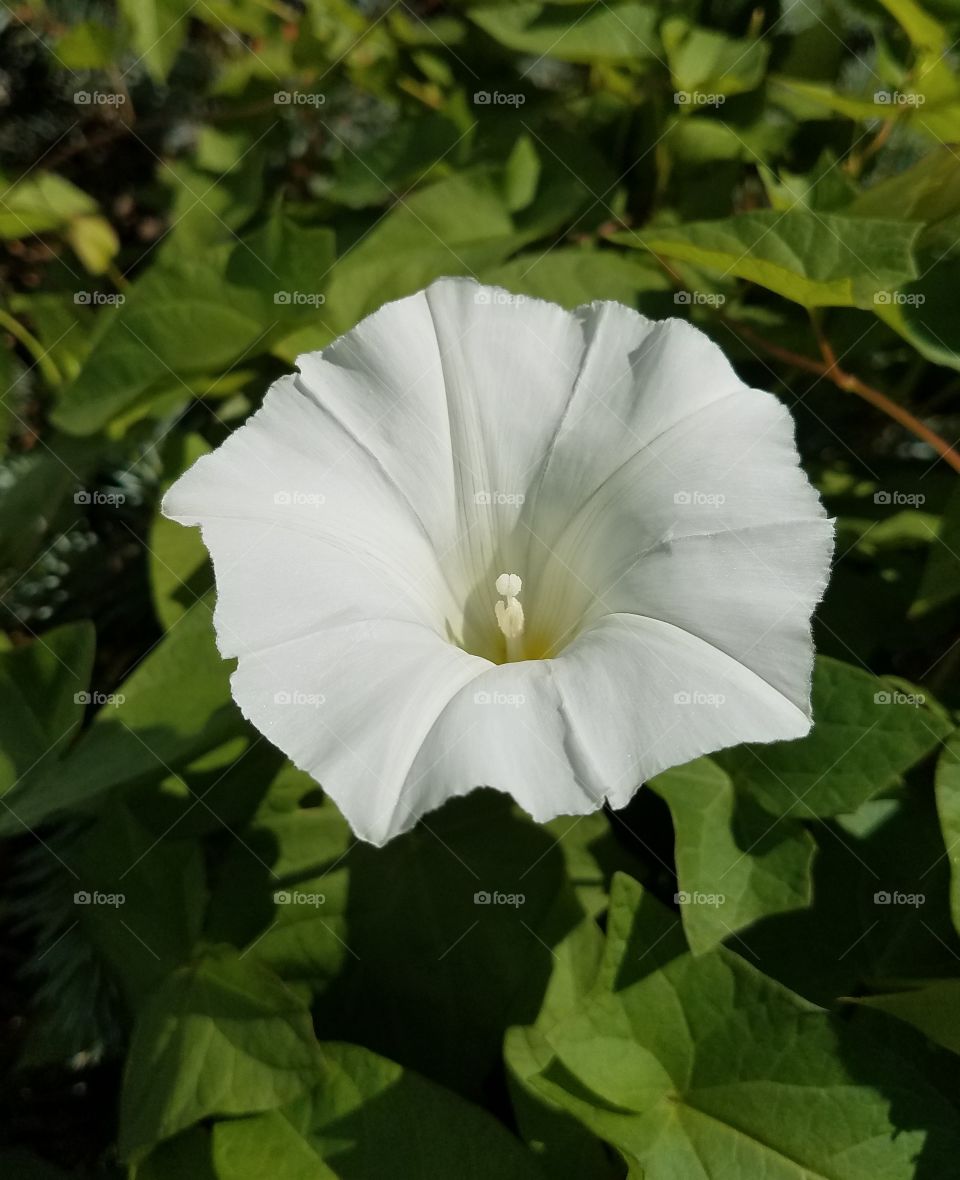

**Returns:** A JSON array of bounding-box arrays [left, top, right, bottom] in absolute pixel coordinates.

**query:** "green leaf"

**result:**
[[615, 211, 920, 308], [212, 1042, 542, 1179], [53, 212, 326, 433], [150, 433, 214, 628], [935, 730, 960, 938], [480, 248, 671, 308], [0, 597, 245, 834], [305, 791, 605, 1097], [54, 20, 119, 69], [716, 656, 952, 818], [0, 172, 118, 273], [0, 172, 97, 237], [874, 255, 960, 372], [662, 18, 769, 97], [52, 256, 267, 434], [118, 0, 191, 81], [521, 873, 960, 1178], [71, 803, 207, 1006], [470, 2, 660, 64], [911, 484, 960, 617], [279, 172, 518, 357], [849, 979, 960, 1057], [119, 948, 324, 1161], [648, 756, 814, 953], [0, 621, 94, 797]]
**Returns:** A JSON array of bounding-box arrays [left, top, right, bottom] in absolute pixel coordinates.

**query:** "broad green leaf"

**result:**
[[118, 0, 192, 81], [522, 873, 960, 1178], [504, 912, 621, 1180], [480, 248, 671, 308], [306, 791, 604, 1097], [911, 484, 960, 617], [648, 756, 814, 953], [71, 803, 207, 1006], [149, 434, 214, 629], [55, 213, 322, 433], [716, 656, 952, 818], [0, 597, 245, 834], [741, 790, 960, 1009], [614, 212, 920, 308], [54, 20, 119, 69], [119, 948, 324, 1161], [65, 213, 120, 275], [212, 1042, 542, 1179], [0, 172, 117, 273], [935, 730, 960, 937], [470, 3, 660, 64], [280, 172, 519, 356], [52, 256, 265, 434], [324, 113, 463, 209], [0, 621, 94, 797], [0, 172, 97, 237], [874, 255, 960, 372], [850, 979, 960, 1056], [848, 148, 960, 230], [205, 796, 352, 986], [769, 75, 909, 122], [662, 18, 769, 97]]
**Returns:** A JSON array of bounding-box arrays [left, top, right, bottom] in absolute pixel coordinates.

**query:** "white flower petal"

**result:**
[[229, 620, 488, 846], [402, 661, 599, 829], [518, 304, 746, 560], [546, 610, 815, 809], [162, 374, 461, 635], [527, 387, 830, 649]]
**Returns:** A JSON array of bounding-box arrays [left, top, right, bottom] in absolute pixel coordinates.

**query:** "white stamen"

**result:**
[[495, 572, 525, 659]]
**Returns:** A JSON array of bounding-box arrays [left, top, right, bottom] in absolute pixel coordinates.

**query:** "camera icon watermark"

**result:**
[[473, 289, 526, 306], [74, 90, 126, 107], [473, 889, 525, 907], [674, 890, 725, 907], [873, 889, 924, 906], [473, 690, 526, 707], [873, 90, 925, 106], [274, 90, 326, 106], [74, 489, 126, 506], [673, 490, 726, 506], [274, 290, 325, 307], [674, 90, 725, 106], [873, 689, 925, 707], [74, 291, 125, 306], [74, 690, 125, 707], [74, 889, 125, 907], [473, 90, 526, 107], [673, 690, 726, 708], [273, 490, 325, 507], [873, 291, 925, 307], [873, 490, 924, 506], [273, 690, 326, 707], [273, 889, 326, 906], [674, 290, 726, 307], [473, 490, 525, 505]]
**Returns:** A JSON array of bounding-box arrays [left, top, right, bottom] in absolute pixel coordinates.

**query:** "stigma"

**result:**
[[495, 572, 525, 660]]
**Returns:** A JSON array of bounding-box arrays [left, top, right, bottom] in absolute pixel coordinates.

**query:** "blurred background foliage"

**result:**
[[1, 0, 960, 1176]]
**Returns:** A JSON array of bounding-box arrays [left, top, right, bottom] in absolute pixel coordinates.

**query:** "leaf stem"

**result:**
[[0, 306, 63, 388], [731, 320, 960, 474]]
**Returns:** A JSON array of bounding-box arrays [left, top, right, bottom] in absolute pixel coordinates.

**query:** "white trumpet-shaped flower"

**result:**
[[163, 278, 833, 846]]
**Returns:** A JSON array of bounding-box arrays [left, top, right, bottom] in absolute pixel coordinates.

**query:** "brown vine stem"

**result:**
[[648, 251, 960, 472], [730, 319, 960, 475]]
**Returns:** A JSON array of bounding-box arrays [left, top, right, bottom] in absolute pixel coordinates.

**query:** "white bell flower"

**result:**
[[163, 278, 833, 845]]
